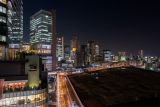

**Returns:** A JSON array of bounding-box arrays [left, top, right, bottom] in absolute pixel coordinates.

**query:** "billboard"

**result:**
[[0, 79, 4, 99]]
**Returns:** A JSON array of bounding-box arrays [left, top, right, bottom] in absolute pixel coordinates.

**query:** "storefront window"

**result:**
[[0, 90, 47, 106]]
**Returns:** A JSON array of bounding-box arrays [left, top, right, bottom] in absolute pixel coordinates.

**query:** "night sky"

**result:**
[[24, 0, 160, 56]]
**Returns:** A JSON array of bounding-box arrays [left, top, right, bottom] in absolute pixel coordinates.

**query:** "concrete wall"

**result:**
[[0, 61, 25, 75]]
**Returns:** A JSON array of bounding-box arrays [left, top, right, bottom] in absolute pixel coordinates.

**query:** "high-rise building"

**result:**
[[95, 44, 100, 56], [7, 0, 23, 47], [30, 9, 57, 71], [139, 50, 144, 59], [0, 0, 7, 60], [0, 0, 24, 60], [70, 34, 78, 52], [118, 51, 127, 61], [80, 45, 88, 66], [103, 50, 112, 62], [30, 10, 52, 54], [86, 41, 97, 64], [56, 36, 64, 61], [64, 45, 70, 60], [70, 34, 79, 65]]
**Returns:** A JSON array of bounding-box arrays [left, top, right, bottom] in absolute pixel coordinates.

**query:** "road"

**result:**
[[57, 73, 71, 107], [57, 73, 83, 107]]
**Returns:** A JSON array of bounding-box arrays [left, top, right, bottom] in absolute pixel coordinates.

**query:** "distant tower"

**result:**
[[51, 10, 57, 71], [118, 51, 127, 61], [80, 45, 88, 66], [95, 44, 100, 56], [87, 41, 97, 64], [56, 36, 64, 61], [64, 45, 70, 60], [140, 50, 144, 58], [103, 50, 112, 62], [70, 34, 79, 65], [70, 33, 78, 51]]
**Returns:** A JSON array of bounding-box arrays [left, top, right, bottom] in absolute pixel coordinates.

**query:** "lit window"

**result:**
[[0, 35, 6, 42], [0, 16, 6, 23], [0, 6, 6, 13], [0, 6, 2, 12], [2, 36, 6, 41], [2, 7, 6, 13]]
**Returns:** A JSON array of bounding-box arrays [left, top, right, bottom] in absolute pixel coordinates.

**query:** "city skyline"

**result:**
[[24, 0, 160, 56], [0, 0, 160, 106]]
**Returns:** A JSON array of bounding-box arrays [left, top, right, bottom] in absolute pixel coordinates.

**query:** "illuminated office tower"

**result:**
[[70, 34, 79, 65], [56, 36, 64, 61], [30, 10, 52, 54], [30, 10, 57, 71], [70, 34, 78, 51], [95, 44, 100, 56], [118, 51, 127, 61], [139, 49, 144, 58], [103, 50, 112, 62], [0, 0, 7, 60], [64, 45, 70, 60], [7, 0, 23, 48], [86, 41, 97, 64]]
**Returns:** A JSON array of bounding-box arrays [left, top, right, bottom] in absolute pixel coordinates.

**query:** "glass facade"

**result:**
[[30, 10, 52, 45], [0, 1, 7, 60], [7, 0, 23, 45], [0, 5, 6, 14], [56, 36, 64, 61], [0, 89, 47, 106], [103, 50, 112, 62], [0, 5, 6, 24]]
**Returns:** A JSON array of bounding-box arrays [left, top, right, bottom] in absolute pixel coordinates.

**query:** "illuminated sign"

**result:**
[[72, 48, 77, 52], [0, 0, 6, 4]]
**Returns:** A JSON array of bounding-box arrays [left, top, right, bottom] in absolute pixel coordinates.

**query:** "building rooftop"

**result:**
[[30, 9, 52, 19], [69, 67, 160, 107], [0, 75, 27, 81]]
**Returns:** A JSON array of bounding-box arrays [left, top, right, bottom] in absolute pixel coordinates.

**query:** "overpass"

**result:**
[[57, 73, 84, 107]]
